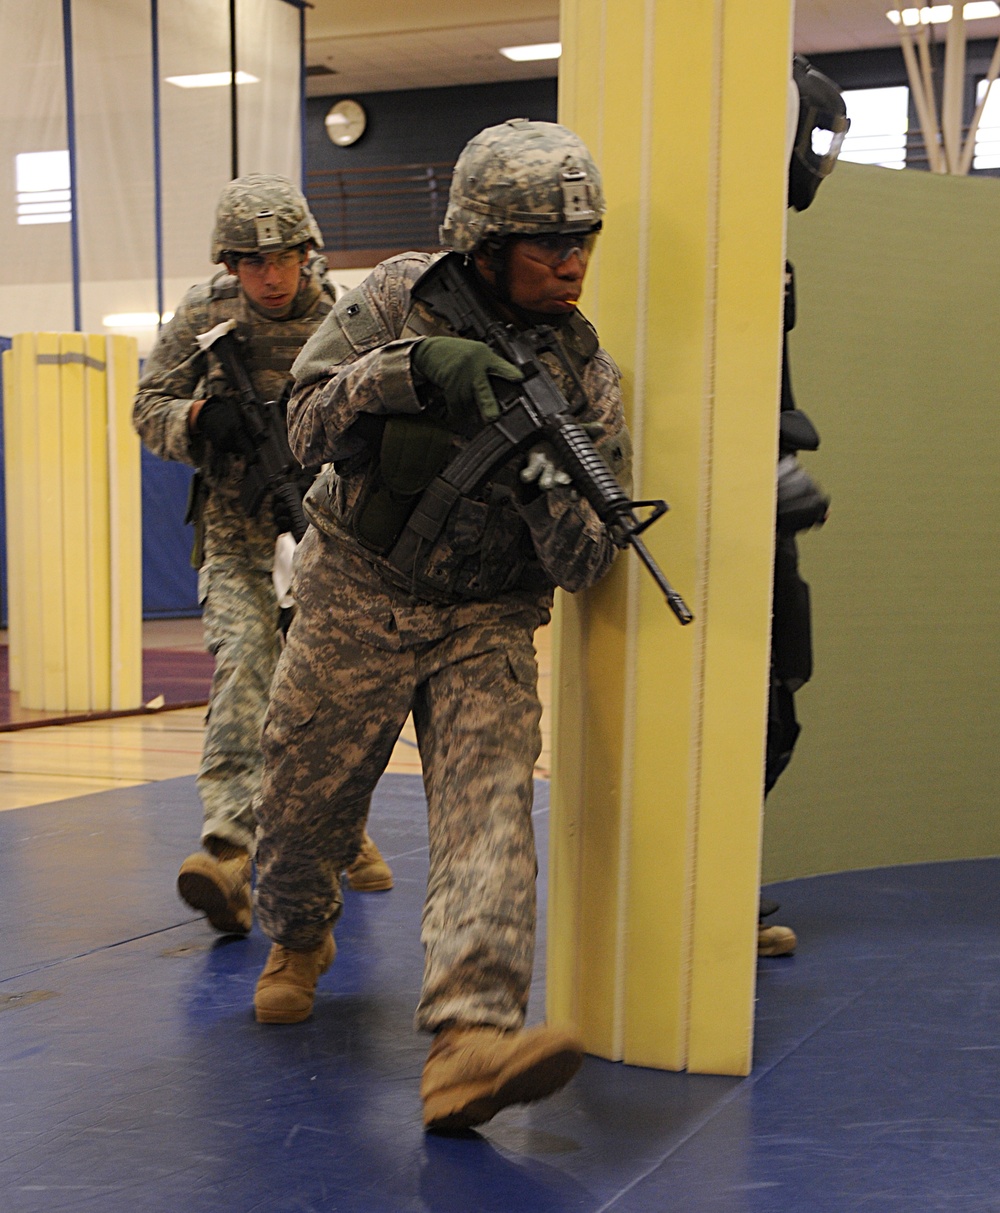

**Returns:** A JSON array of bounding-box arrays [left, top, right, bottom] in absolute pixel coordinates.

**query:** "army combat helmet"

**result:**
[[440, 119, 604, 253], [210, 173, 324, 263]]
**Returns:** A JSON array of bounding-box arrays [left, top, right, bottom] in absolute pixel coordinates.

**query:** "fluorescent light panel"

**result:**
[[165, 70, 259, 89], [499, 42, 561, 62], [15, 151, 72, 225], [887, 2, 1000, 25], [18, 213, 70, 225]]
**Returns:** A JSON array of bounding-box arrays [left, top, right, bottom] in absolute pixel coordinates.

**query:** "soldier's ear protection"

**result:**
[[789, 54, 849, 212]]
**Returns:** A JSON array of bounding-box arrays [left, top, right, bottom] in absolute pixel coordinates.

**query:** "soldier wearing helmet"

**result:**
[[248, 121, 632, 1131], [132, 174, 392, 940]]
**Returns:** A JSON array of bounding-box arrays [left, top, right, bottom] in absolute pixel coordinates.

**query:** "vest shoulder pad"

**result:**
[[209, 270, 240, 301]]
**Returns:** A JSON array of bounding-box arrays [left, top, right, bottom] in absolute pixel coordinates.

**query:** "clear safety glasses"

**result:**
[[518, 230, 600, 268], [236, 248, 305, 275]]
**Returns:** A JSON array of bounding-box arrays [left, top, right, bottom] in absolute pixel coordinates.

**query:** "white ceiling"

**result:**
[[303, 1, 1000, 97]]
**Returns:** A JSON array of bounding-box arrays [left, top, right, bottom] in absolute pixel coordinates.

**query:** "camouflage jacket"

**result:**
[[132, 254, 336, 569], [289, 252, 631, 612]]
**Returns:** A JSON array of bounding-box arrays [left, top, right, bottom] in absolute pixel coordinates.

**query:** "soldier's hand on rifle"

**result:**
[[196, 396, 253, 457], [777, 454, 829, 533], [411, 336, 523, 426], [520, 445, 572, 492]]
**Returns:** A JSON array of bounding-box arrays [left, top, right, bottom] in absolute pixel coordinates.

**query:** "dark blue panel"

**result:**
[[305, 78, 558, 173], [140, 447, 200, 618]]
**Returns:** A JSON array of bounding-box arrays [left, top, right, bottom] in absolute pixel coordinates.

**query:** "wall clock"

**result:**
[[325, 99, 367, 147]]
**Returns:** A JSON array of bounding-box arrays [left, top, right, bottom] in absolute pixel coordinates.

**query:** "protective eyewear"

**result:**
[[519, 230, 600, 267], [236, 248, 305, 274]]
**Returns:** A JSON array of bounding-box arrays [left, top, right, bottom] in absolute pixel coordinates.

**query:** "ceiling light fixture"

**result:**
[[887, 2, 1000, 25], [165, 71, 259, 89], [499, 42, 562, 62]]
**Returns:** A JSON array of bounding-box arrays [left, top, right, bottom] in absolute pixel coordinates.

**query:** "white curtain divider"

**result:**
[[0, 0, 74, 335]]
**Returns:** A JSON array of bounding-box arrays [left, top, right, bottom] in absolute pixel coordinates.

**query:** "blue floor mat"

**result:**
[[1, 775, 998, 1212]]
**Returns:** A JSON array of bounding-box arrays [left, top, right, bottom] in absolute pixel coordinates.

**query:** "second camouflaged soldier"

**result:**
[[133, 174, 392, 937], [249, 121, 633, 1131]]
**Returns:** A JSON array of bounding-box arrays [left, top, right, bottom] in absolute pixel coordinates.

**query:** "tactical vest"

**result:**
[[187, 266, 336, 566], [327, 273, 602, 604], [203, 268, 336, 402]]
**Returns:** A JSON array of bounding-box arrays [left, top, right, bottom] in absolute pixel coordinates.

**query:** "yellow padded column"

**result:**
[[7, 336, 49, 706], [4, 333, 142, 713], [106, 334, 143, 711], [60, 333, 93, 710], [550, 0, 791, 1076], [687, 1, 792, 1075], [3, 345, 26, 696], [37, 333, 68, 711], [85, 334, 113, 710]]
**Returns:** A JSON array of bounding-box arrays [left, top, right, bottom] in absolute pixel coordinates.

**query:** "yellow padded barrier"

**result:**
[[5, 333, 142, 713], [551, 0, 791, 1076]]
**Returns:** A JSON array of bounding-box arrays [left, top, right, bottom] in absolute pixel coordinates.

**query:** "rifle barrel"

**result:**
[[631, 535, 694, 624]]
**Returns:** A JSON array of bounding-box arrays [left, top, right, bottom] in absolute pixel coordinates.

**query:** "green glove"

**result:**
[[411, 336, 523, 424]]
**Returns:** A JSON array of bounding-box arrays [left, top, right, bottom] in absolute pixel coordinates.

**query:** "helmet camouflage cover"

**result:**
[[210, 173, 324, 263], [440, 118, 605, 253]]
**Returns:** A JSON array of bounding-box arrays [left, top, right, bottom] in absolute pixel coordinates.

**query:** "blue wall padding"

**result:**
[[140, 449, 200, 618]]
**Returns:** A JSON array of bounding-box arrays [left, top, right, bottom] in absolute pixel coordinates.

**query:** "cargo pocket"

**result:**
[[265, 680, 321, 751], [504, 645, 539, 692]]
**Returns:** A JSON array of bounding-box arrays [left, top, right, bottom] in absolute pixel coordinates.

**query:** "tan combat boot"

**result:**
[[254, 934, 336, 1024], [177, 846, 252, 935], [345, 832, 394, 892], [758, 923, 797, 956], [421, 1023, 585, 1131]]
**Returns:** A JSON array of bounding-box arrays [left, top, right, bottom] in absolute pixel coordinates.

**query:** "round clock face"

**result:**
[[325, 99, 367, 147]]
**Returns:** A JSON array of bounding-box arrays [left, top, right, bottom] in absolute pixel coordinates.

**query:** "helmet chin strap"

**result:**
[[470, 241, 575, 329]]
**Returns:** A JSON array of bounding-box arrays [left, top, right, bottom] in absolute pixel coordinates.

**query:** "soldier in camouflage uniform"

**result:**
[[133, 174, 392, 938], [250, 121, 633, 1131]]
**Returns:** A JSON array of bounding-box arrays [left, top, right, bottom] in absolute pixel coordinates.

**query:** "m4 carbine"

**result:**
[[408, 256, 693, 624], [196, 319, 309, 542]]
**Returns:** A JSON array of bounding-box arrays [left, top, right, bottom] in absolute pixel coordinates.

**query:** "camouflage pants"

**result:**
[[198, 555, 281, 853], [254, 531, 543, 1033]]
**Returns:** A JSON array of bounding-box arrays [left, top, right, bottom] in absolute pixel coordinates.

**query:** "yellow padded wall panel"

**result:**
[[621, 0, 719, 1073], [59, 334, 93, 711], [3, 346, 24, 695], [106, 334, 142, 711], [551, 0, 792, 1076], [8, 337, 46, 705], [36, 333, 68, 712], [85, 334, 113, 710], [686, 1, 791, 1075], [5, 333, 142, 714]]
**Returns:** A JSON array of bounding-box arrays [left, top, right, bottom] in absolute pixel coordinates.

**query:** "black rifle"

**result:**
[[197, 320, 309, 542], [402, 256, 693, 624]]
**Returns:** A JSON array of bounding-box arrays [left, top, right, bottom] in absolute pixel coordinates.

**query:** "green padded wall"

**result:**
[[763, 161, 1000, 880]]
